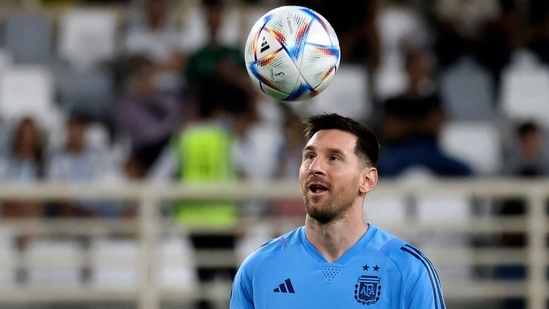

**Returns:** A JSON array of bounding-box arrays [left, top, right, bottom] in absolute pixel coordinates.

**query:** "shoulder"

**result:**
[[237, 227, 302, 273], [372, 226, 444, 301], [382, 239, 446, 307], [369, 226, 437, 279]]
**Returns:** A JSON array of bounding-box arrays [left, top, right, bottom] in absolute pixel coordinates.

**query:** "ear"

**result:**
[[359, 167, 378, 194]]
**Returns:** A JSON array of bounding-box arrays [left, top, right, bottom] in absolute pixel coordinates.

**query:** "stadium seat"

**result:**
[[236, 222, 274, 263], [499, 50, 549, 124], [364, 193, 408, 225], [158, 235, 198, 293], [89, 236, 139, 291], [57, 8, 119, 69], [0, 49, 12, 70], [0, 65, 61, 130], [416, 195, 472, 224], [55, 65, 115, 122], [415, 195, 474, 282], [3, 12, 55, 65], [299, 64, 371, 122], [381, 171, 475, 282], [374, 53, 407, 102], [25, 238, 83, 289], [439, 57, 498, 121], [375, 5, 429, 101], [180, 4, 241, 52], [439, 121, 503, 176], [0, 227, 16, 288], [90, 235, 199, 293]]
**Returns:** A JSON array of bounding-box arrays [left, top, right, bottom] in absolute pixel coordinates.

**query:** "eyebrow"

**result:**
[[303, 146, 347, 158]]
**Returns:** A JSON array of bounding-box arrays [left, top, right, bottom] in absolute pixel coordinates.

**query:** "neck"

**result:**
[[304, 205, 368, 263]]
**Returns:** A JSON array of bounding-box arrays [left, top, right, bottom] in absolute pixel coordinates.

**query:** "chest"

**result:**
[[252, 256, 403, 309]]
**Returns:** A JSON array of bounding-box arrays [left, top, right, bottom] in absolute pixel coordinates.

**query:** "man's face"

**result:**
[[298, 129, 364, 224]]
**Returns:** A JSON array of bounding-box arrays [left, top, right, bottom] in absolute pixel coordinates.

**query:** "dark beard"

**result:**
[[305, 197, 344, 225], [303, 193, 354, 225], [308, 207, 338, 224]]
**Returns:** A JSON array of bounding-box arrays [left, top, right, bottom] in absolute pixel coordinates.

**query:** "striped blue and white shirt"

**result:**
[[230, 224, 446, 308]]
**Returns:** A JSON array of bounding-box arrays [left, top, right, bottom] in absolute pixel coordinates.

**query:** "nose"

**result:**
[[308, 157, 325, 176]]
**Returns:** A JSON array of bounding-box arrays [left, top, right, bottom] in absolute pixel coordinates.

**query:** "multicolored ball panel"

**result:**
[[244, 6, 340, 101]]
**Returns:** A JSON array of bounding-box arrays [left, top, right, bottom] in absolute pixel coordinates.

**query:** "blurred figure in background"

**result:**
[[122, 0, 186, 94], [503, 120, 549, 176], [285, 0, 381, 111], [114, 56, 185, 176], [475, 0, 529, 96], [526, 0, 549, 65], [377, 47, 474, 177], [183, 0, 258, 124], [170, 77, 242, 309], [0, 116, 46, 249], [271, 103, 306, 218], [495, 120, 549, 309], [46, 114, 124, 218], [286, 0, 381, 68], [432, 0, 500, 69], [432, 0, 530, 97]]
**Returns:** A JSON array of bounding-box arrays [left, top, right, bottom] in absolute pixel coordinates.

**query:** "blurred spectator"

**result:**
[[114, 56, 185, 175], [0, 116, 46, 249], [377, 47, 474, 177], [46, 114, 124, 217], [475, 0, 529, 95], [271, 103, 306, 218], [502, 120, 549, 177], [495, 120, 549, 309], [122, 0, 186, 93], [526, 0, 549, 65], [286, 0, 381, 69], [286, 0, 381, 107], [170, 77, 241, 309], [183, 0, 258, 124], [273, 104, 304, 183], [432, 0, 500, 68]]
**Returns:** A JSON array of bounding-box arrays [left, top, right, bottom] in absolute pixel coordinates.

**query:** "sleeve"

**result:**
[[400, 245, 446, 309], [229, 264, 255, 309]]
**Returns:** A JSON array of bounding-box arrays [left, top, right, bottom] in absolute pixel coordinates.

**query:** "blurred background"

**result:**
[[0, 0, 548, 308]]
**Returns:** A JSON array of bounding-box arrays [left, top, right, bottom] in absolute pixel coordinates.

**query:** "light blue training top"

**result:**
[[230, 223, 446, 309]]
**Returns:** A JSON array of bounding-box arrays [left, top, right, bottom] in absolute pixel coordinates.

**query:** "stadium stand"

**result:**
[[0, 1, 547, 309]]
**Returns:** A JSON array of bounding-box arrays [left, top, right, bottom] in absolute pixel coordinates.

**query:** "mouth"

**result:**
[[308, 183, 329, 195]]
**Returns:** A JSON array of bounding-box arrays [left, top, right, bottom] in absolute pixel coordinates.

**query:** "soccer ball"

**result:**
[[244, 6, 340, 102]]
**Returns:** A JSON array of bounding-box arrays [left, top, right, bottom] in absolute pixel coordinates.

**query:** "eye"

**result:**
[[303, 152, 315, 160], [329, 155, 340, 161]]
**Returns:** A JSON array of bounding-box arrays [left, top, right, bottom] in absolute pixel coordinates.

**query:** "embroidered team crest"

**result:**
[[354, 275, 381, 305]]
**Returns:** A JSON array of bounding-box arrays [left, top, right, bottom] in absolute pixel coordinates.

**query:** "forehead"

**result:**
[[305, 129, 357, 152]]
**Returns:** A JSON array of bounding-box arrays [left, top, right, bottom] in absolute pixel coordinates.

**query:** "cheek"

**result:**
[[298, 164, 308, 180], [336, 173, 360, 192]]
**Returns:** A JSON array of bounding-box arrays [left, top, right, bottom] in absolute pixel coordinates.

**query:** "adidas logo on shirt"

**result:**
[[273, 278, 295, 293]]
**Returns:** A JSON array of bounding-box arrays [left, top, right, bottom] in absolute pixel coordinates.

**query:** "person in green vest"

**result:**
[[171, 113, 238, 228], [171, 72, 251, 309]]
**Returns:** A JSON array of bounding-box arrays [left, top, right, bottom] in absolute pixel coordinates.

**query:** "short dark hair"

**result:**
[[303, 113, 380, 166], [517, 121, 540, 138]]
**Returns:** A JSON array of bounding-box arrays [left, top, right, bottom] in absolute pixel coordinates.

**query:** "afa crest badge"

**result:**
[[354, 275, 381, 305]]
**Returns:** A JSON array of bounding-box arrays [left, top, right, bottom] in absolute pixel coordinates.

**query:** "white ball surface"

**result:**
[[244, 6, 340, 102]]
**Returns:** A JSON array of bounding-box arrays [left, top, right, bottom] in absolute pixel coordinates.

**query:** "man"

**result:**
[[168, 78, 240, 309], [230, 113, 446, 308]]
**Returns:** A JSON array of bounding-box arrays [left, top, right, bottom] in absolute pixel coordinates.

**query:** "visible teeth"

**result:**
[[310, 185, 324, 193]]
